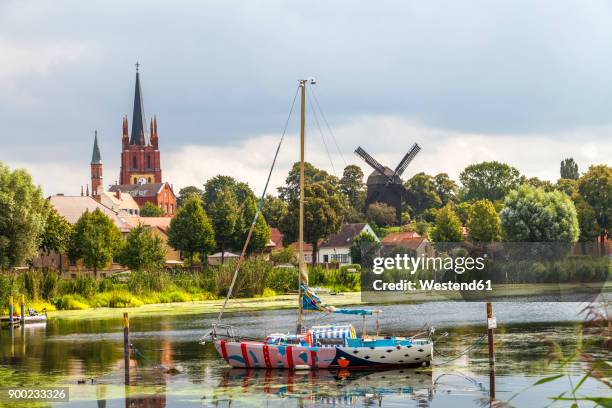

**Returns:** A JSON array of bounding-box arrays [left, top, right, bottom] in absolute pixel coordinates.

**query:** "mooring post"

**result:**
[[20, 294, 25, 326], [8, 295, 14, 328], [486, 302, 496, 401], [123, 312, 130, 385]]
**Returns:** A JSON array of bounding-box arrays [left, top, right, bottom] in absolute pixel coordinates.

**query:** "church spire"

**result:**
[[91, 130, 102, 164], [130, 62, 148, 145]]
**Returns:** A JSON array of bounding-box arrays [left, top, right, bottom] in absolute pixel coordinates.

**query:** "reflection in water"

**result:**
[[0, 303, 610, 407]]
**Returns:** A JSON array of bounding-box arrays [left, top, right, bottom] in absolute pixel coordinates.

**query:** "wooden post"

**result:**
[[123, 312, 130, 385], [20, 294, 25, 326], [8, 295, 14, 328], [486, 302, 496, 401]]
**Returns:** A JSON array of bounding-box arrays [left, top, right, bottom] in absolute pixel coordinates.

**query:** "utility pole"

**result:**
[[487, 302, 496, 401], [296, 79, 307, 335]]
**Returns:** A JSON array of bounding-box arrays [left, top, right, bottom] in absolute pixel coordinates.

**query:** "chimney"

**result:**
[[81, 185, 84, 196]]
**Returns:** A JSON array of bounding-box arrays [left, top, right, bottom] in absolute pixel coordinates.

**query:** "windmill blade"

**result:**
[[355, 146, 389, 178], [394, 143, 421, 177]]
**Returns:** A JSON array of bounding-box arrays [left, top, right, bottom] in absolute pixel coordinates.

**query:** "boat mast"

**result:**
[[296, 78, 310, 334]]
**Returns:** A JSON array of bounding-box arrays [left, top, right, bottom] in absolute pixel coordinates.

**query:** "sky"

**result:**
[[1, 0, 611, 197]]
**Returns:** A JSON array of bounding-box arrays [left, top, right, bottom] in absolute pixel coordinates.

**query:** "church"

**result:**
[[85, 66, 177, 216]]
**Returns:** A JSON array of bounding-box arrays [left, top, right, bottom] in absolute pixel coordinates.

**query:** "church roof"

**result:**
[[130, 68, 149, 145], [48, 195, 131, 232], [91, 131, 102, 164]]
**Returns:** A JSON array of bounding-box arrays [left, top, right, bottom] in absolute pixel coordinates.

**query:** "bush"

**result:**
[[265, 267, 298, 294], [54, 294, 90, 310]]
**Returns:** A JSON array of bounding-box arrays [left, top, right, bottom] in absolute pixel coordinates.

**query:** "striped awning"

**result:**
[[311, 325, 356, 342]]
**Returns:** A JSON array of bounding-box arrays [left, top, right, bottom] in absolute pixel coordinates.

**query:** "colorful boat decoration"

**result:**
[[208, 79, 433, 369]]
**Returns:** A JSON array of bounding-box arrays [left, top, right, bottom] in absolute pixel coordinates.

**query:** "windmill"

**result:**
[[354, 143, 421, 225]]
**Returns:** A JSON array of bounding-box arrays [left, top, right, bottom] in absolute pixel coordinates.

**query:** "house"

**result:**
[[123, 216, 182, 265], [33, 195, 132, 276], [318, 223, 379, 265], [97, 190, 140, 216], [381, 231, 433, 257], [288, 242, 315, 264], [109, 182, 176, 216], [269, 228, 284, 250]]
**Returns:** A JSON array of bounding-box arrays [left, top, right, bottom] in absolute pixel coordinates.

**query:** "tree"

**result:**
[[350, 232, 380, 268], [572, 193, 600, 247], [434, 173, 458, 205], [207, 186, 238, 263], [204, 176, 271, 253], [69, 208, 123, 277], [524, 177, 554, 192], [340, 165, 366, 210], [455, 202, 474, 225], [500, 185, 579, 242], [261, 194, 288, 228], [366, 202, 397, 227], [140, 202, 164, 217], [578, 165, 612, 254], [167, 194, 215, 264], [404, 172, 442, 217], [118, 224, 166, 271], [0, 163, 48, 268], [556, 178, 578, 196], [281, 182, 344, 265], [560, 158, 579, 180], [430, 204, 463, 242], [467, 200, 500, 242], [459, 161, 521, 202], [39, 204, 73, 270], [278, 162, 338, 203], [176, 186, 203, 207]]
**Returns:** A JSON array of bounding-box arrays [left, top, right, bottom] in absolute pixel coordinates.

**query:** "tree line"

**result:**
[[0, 158, 609, 275]]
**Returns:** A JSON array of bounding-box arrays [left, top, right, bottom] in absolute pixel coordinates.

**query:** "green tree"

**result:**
[[430, 204, 463, 242], [404, 172, 442, 217], [459, 161, 521, 202], [204, 176, 271, 253], [140, 202, 164, 217], [281, 182, 344, 265], [366, 202, 397, 227], [177, 186, 203, 207], [278, 162, 338, 203], [39, 204, 73, 255], [69, 208, 123, 277], [261, 194, 288, 228], [350, 232, 380, 268], [556, 178, 578, 196], [0, 163, 48, 268], [167, 194, 215, 264], [572, 193, 600, 251], [270, 246, 296, 264], [434, 173, 458, 205], [524, 176, 554, 192], [560, 158, 579, 180], [208, 186, 238, 263], [578, 165, 612, 253], [467, 200, 500, 242], [455, 202, 474, 225], [118, 224, 166, 271], [340, 165, 366, 210], [500, 185, 579, 242]]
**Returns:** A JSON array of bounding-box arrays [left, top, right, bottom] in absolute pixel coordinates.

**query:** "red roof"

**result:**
[[288, 242, 314, 252], [382, 232, 427, 250], [270, 228, 284, 249]]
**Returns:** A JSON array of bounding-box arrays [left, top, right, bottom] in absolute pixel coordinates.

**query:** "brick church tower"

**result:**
[[119, 66, 162, 185], [90, 130, 103, 197]]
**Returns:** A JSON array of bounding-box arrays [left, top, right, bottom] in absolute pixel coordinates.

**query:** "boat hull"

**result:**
[[214, 339, 432, 369]]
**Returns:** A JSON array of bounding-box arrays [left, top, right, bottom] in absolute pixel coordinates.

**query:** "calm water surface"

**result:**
[[0, 302, 609, 407]]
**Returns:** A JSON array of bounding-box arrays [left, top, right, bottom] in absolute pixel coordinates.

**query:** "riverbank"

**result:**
[[46, 282, 610, 320]]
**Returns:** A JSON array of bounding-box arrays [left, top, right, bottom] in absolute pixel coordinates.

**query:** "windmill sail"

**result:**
[[394, 143, 421, 177], [355, 146, 390, 180]]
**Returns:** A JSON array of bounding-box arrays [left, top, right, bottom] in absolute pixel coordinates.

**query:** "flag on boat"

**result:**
[[300, 284, 379, 316]]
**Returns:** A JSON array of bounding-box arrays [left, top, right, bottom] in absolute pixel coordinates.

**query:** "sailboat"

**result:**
[[210, 79, 433, 369]]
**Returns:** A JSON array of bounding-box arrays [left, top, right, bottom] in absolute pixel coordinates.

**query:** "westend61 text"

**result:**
[[372, 279, 493, 291]]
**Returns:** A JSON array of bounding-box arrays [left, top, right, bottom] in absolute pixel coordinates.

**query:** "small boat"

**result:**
[[209, 79, 433, 369], [22, 314, 47, 324]]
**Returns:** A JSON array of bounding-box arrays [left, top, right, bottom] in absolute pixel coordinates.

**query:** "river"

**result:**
[[0, 301, 609, 407]]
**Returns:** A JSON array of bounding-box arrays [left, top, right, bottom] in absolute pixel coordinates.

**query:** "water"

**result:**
[[0, 302, 609, 407]]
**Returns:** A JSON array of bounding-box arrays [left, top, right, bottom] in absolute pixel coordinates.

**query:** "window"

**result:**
[[147, 154, 151, 169], [148, 177, 151, 183], [331, 254, 349, 264], [170, 204, 174, 214], [323, 254, 329, 263], [132, 155, 137, 169]]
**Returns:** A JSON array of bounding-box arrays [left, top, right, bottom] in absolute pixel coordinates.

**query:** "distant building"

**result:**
[[98, 190, 140, 216], [381, 231, 432, 257], [269, 228, 284, 250], [288, 242, 315, 264], [208, 252, 240, 265], [123, 216, 182, 264], [82, 65, 176, 216], [318, 223, 378, 265]]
